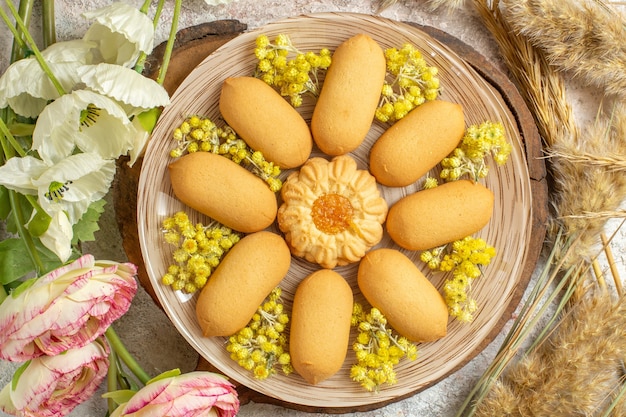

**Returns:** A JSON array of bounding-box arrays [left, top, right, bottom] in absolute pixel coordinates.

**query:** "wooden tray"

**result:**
[[113, 18, 547, 413]]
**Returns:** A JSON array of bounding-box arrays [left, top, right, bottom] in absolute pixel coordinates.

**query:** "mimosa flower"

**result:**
[[31, 89, 135, 165], [82, 2, 155, 67], [0, 339, 110, 417], [110, 371, 239, 417], [0, 254, 137, 361], [78, 62, 170, 117], [0, 152, 115, 225], [0, 39, 95, 118]]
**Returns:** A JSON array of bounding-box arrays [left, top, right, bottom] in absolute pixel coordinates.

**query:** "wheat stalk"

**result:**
[[544, 151, 626, 171], [453, 0, 626, 415], [470, 0, 579, 149], [474, 289, 626, 417], [545, 102, 626, 263], [504, 0, 626, 97], [371, 0, 626, 413]]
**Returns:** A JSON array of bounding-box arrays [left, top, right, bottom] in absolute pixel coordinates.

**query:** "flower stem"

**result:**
[[107, 348, 119, 414], [156, 0, 182, 86], [8, 190, 44, 274], [3, 0, 66, 96], [0, 5, 27, 56], [0, 114, 44, 276], [105, 327, 152, 385], [41, 0, 56, 47], [139, 0, 152, 13], [9, 0, 34, 62], [0, 117, 27, 158], [134, 0, 166, 75]]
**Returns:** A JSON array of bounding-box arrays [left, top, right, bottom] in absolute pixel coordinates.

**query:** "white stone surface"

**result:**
[[0, 1, 624, 417]]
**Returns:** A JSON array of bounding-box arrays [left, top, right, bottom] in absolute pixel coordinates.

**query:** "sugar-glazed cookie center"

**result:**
[[311, 193, 354, 234]]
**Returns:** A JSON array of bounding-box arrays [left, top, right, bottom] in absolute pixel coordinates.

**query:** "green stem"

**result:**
[[139, 0, 152, 13], [0, 117, 27, 157], [0, 4, 27, 56], [105, 327, 152, 385], [600, 378, 626, 417], [107, 348, 119, 414], [9, 0, 34, 63], [134, 0, 166, 74], [41, 0, 56, 47], [156, 0, 181, 86], [0, 115, 43, 276], [3, 0, 65, 96], [8, 190, 44, 274]]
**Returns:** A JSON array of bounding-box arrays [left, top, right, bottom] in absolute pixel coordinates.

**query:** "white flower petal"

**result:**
[[39, 209, 73, 262], [3, 94, 48, 119], [0, 41, 97, 118], [78, 63, 170, 116], [41, 39, 96, 64], [82, 2, 154, 67], [0, 156, 48, 195], [32, 90, 134, 164], [128, 118, 150, 167], [31, 94, 81, 165], [0, 60, 61, 118], [72, 90, 136, 159], [34, 153, 116, 224]]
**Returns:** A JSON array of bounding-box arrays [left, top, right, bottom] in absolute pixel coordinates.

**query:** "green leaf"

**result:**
[[5, 192, 33, 235], [0, 237, 72, 286], [146, 368, 181, 385], [72, 199, 107, 244], [8, 121, 35, 137], [136, 107, 162, 134], [12, 361, 31, 390], [0, 238, 36, 285], [101, 389, 136, 405], [0, 185, 10, 220], [27, 207, 52, 237], [9, 276, 38, 298], [36, 240, 78, 274]]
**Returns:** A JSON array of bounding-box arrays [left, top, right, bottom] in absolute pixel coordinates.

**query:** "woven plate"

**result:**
[[138, 12, 535, 410]]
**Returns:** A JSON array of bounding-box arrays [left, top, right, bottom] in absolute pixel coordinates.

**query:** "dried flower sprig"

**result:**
[[546, 102, 626, 264], [449, 0, 626, 416], [504, 0, 626, 98], [474, 288, 626, 417], [455, 230, 585, 417]]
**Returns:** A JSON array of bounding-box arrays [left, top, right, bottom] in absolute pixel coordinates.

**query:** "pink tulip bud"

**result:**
[[110, 371, 240, 417], [0, 338, 109, 417], [0, 254, 137, 361]]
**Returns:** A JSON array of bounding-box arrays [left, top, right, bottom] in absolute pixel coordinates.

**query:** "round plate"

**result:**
[[137, 12, 534, 410]]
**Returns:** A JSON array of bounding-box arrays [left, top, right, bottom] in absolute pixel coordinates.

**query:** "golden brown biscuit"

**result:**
[[386, 179, 494, 250], [370, 100, 465, 187], [168, 151, 277, 233], [311, 34, 386, 155], [219, 76, 312, 169], [195, 231, 291, 337], [290, 269, 353, 384], [358, 248, 448, 343]]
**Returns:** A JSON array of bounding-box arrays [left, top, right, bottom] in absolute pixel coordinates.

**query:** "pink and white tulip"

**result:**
[[0, 338, 110, 417], [0, 254, 137, 361], [110, 371, 240, 417]]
